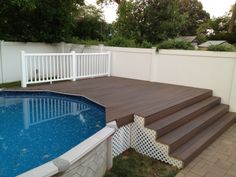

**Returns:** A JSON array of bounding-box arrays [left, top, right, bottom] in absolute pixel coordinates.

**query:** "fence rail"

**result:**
[[21, 51, 111, 87]]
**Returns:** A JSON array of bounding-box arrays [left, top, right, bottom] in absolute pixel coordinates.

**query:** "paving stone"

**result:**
[[176, 124, 236, 177]]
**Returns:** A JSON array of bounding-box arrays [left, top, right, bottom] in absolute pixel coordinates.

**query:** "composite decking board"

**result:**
[[21, 77, 212, 127], [146, 96, 221, 136], [158, 104, 229, 152], [143, 91, 213, 125]]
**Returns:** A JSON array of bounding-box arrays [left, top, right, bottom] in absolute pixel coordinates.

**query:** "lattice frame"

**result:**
[[112, 123, 132, 157], [112, 115, 183, 168], [131, 115, 183, 168]]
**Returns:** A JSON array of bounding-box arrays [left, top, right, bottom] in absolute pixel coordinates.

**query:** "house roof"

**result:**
[[176, 36, 197, 43], [199, 40, 227, 48]]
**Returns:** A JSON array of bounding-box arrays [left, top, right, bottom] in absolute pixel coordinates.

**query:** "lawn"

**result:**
[[0, 81, 21, 88], [104, 149, 179, 177]]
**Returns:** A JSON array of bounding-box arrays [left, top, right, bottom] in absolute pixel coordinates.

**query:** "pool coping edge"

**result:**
[[17, 124, 116, 177]]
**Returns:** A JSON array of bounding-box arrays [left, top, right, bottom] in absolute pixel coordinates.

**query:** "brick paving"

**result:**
[[176, 124, 236, 177]]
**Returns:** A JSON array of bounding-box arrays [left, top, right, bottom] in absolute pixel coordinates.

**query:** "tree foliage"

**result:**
[[0, 0, 84, 43], [228, 2, 236, 33], [73, 5, 110, 41], [178, 0, 210, 35], [196, 15, 236, 43], [115, 0, 186, 43]]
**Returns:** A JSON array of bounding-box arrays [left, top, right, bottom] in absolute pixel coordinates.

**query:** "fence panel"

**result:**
[[75, 53, 110, 79], [21, 51, 111, 87]]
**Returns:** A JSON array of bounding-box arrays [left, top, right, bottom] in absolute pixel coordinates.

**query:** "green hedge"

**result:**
[[208, 44, 236, 52], [105, 37, 137, 47], [156, 39, 194, 51], [105, 37, 153, 48]]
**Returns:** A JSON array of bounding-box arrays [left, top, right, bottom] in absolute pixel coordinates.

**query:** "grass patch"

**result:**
[[104, 149, 179, 177], [0, 81, 21, 88]]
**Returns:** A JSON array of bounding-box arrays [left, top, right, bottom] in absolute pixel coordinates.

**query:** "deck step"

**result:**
[[144, 90, 212, 125], [157, 104, 229, 152], [170, 112, 236, 166], [147, 97, 221, 137]]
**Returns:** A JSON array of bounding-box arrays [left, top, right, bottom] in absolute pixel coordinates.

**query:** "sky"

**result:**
[[86, 0, 235, 23]]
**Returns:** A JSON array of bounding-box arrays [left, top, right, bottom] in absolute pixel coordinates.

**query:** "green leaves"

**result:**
[[156, 39, 194, 51], [115, 0, 186, 43], [0, 0, 83, 43], [73, 5, 110, 41], [178, 0, 210, 35]]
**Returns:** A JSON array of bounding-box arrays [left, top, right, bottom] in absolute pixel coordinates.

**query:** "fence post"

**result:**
[[99, 44, 104, 53], [0, 40, 3, 84], [149, 47, 156, 82], [71, 51, 76, 81], [107, 51, 111, 77], [230, 60, 236, 112], [21, 51, 27, 88]]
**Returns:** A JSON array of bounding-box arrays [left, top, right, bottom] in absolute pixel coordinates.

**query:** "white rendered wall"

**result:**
[[154, 50, 236, 105], [105, 47, 152, 81]]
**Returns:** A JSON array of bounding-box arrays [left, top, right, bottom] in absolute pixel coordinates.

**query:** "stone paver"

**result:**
[[176, 124, 236, 177]]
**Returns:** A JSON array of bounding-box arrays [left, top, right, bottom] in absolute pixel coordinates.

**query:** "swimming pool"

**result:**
[[0, 91, 106, 177]]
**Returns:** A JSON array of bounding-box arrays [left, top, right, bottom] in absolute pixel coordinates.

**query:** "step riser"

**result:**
[[183, 117, 235, 165], [168, 108, 229, 153], [157, 99, 221, 137], [145, 91, 212, 125]]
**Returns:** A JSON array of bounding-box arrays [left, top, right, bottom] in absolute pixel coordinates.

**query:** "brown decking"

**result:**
[[19, 76, 236, 167], [23, 76, 211, 127]]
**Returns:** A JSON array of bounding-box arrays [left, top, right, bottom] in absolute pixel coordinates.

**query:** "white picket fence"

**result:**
[[21, 51, 111, 87]]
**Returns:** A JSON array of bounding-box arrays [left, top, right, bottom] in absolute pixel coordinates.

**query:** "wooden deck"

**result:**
[[24, 76, 211, 127], [20, 76, 236, 166]]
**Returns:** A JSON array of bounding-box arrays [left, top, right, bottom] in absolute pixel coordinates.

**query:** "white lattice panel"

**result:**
[[131, 115, 183, 168], [112, 123, 132, 157]]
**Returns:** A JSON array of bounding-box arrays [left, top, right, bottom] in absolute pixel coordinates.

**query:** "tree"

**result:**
[[178, 0, 210, 35], [196, 15, 232, 43], [74, 5, 110, 40], [115, 0, 186, 43], [0, 0, 84, 43], [228, 2, 236, 33]]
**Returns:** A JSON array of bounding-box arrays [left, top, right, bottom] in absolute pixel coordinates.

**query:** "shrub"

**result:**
[[156, 39, 194, 51], [209, 33, 236, 44], [77, 39, 102, 46], [70, 37, 153, 48], [208, 44, 236, 52], [139, 40, 153, 48], [105, 36, 137, 48]]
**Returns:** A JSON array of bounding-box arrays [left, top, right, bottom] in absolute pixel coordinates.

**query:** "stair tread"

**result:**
[[144, 90, 212, 125], [158, 104, 229, 145], [147, 96, 220, 133], [170, 112, 236, 162]]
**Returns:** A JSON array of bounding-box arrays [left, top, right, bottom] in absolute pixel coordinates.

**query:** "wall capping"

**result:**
[[158, 49, 236, 59]]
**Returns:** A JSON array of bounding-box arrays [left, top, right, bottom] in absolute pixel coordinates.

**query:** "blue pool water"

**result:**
[[0, 91, 106, 177]]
